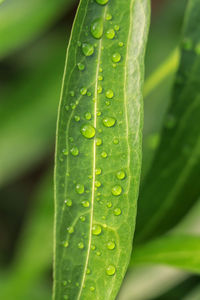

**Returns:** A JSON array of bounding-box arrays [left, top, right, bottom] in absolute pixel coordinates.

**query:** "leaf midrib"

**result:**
[[77, 5, 108, 299]]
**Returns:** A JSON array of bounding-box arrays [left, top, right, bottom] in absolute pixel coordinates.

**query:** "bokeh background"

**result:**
[[1, 0, 200, 299]]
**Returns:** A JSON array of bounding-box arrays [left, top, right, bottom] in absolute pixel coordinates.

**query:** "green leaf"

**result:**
[[135, 0, 200, 243], [0, 0, 74, 59], [131, 235, 200, 274], [54, 0, 150, 299]]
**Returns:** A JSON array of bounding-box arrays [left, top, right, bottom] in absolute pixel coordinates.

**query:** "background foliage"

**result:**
[[0, 0, 200, 299]]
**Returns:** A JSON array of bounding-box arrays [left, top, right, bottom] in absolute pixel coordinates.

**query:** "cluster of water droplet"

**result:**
[[59, 0, 130, 296]]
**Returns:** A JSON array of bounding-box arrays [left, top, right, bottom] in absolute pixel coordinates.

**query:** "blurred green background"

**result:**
[[1, 0, 200, 299]]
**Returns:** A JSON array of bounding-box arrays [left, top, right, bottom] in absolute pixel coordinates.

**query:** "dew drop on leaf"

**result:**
[[103, 117, 116, 127], [96, 137, 102, 146], [105, 89, 114, 99], [80, 87, 87, 95], [101, 151, 108, 158], [85, 112, 92, 120], [63, 241, 69, 248], [81, 200, 90, 208], [114, 208, 122, 216], [82, 43, 94, 56], [90, 286, 95, 292], [112, 52, 121, 63], [80, 215, 86, 222], [106, 28, 115, 39], [107, 241, 116, 250], [78, 242, 84, 249], [95, 168, 102, 175], [74, 115, 80, 122], [106, 265, 116, 276], [86, 268, 91, 274], [116, 170, 126, 180], [70, 146, 79, 156], [107, 201, 112, 208], [67, 226, 74, 234], [114, 25, 120, 31], [106, 13, 112, 20], [97, 85, 103, 93], [90, 18, 104, 39], [118, 41, 124, 47], [81, 124, 96, 139], [77, 62, 85, 71], [65, 199, 72, 207], [112, 185, 122, 196], [92, 224, 102, 235], [95, 180, 101, 187], [76, 183, 85, 194], [95, 0, 109, 5]]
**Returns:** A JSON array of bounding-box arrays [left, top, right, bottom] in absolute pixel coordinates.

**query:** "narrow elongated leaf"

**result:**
[[0, 0, 74, 59], [54, 0, 150, 299], [135, 0, 200, 243], [131, 235, 200, 274]]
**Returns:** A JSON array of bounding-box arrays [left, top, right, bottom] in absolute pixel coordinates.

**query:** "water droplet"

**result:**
[[65, 199, 72, 207], [114, 25, 120, 31], [95, 180, 101, 187], [91, 244, 96, 250], [70, 103, 76, 110], [90, 286, 95, 292], [78, 242, 84, 249], [96, 137, 102, 146], [90, 18, 104, 39], [63, 241, 69, 248], [86, 268, 91, 274], [82, 43, 94, 56], [101, 151, 108, 158], [67, 226, 74, 234], [106, 13, 112, 20], [76, 282, 80, 287], [118, 41, 124, 47], [76, 183, 85, 194], [85, 112, 92, 120], [95, 0, 108, 5], [106, 265, 116, 276], [70, 146, 79, 156], [87, 91, 92, 96], [107, 201, 112, 208], [74, 115, 80, 122], [63, 295, 69, 300], [95, 168, 102, 175], [106, 89, 114, 99], [80, 87, 87, 95], [116, 170, 126, 180], [112, 52, 121, 63], [103, 117, 116, 127], [113, 138, 119, 144], [106, 28, 115, 39], [77, 62, 85, 71], [99, 67, 103, 72], [107, 241, 116, 250], [63, 281, 67, 286], [98, 75, 103, 81], [62, 148, 68, 156], [65, 105, 70, 111], [96, 251, 101, 256], [69, 137, 74, 143], [81, 124, 96, 139], [105, 100, 111, 106], [80, 215, 86, 222], [97, 85, 103, 93], [112, 185, 122, 196], [114, 208, 122, 216], [92, 224, 102, 235], [69, 90, 75, 97], [81, 200, 90, 208]]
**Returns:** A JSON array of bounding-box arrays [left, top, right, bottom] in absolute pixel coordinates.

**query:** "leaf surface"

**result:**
[[131, 235, 200, 274], [54, 0, 150, 299], [135, 0, 200, 243]]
